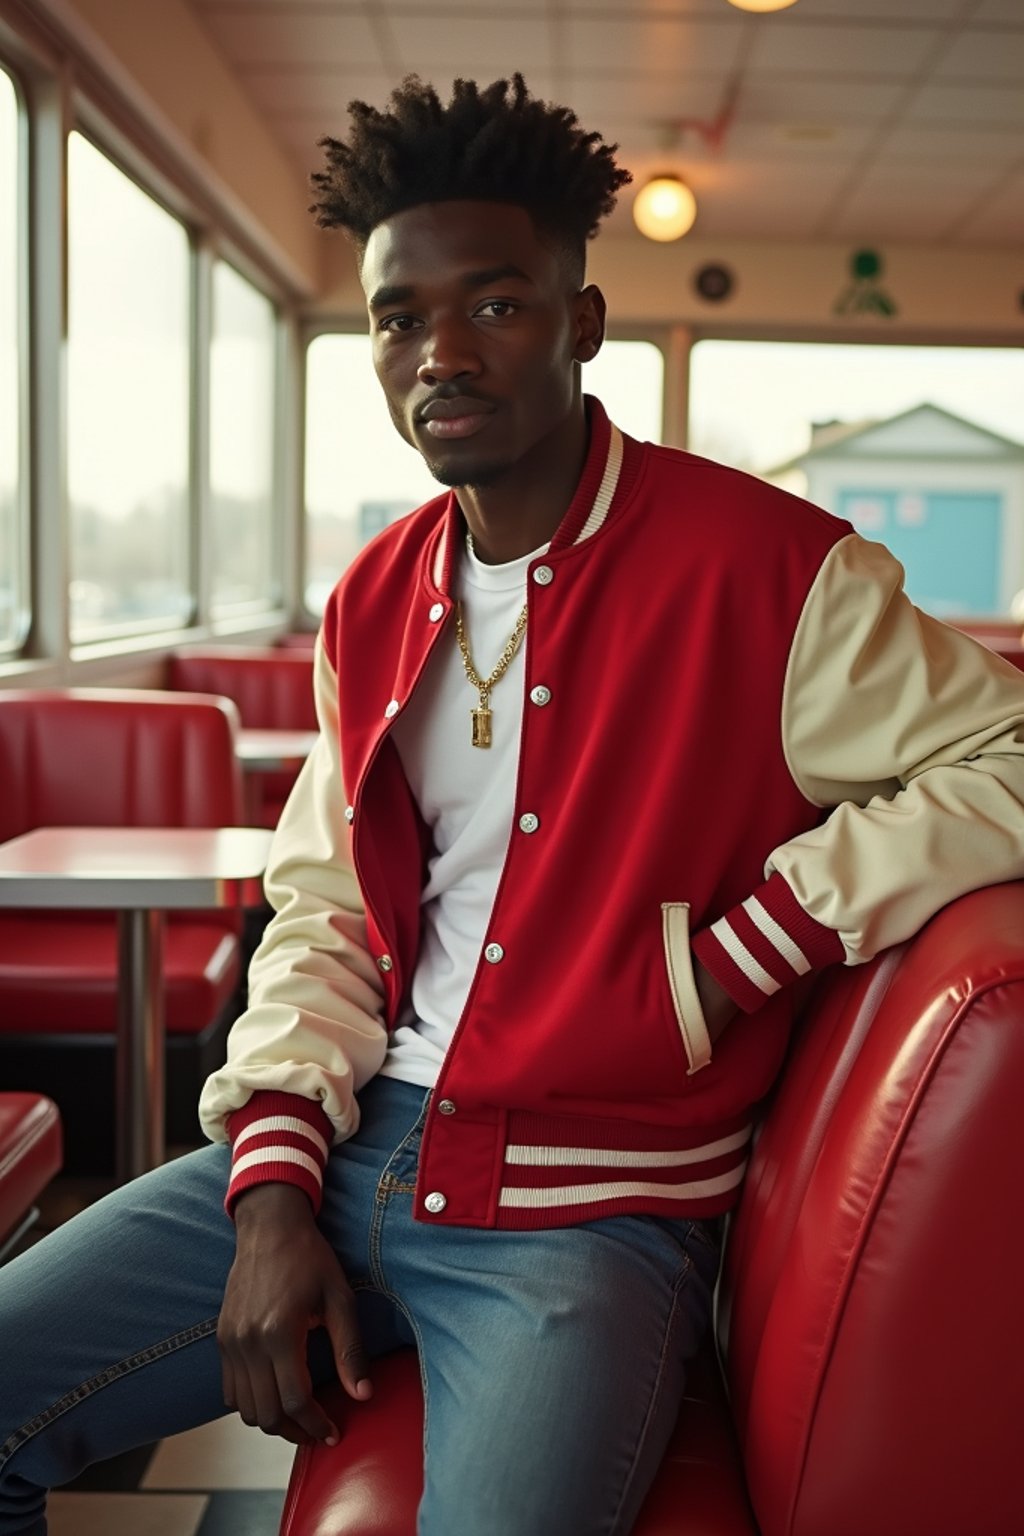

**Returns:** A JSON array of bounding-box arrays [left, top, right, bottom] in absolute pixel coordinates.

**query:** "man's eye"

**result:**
[[477, 301, 517, 318], [379, 315, 419, 333]]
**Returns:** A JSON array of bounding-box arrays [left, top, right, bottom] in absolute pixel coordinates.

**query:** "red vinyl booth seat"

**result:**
[[168, 647, 316, 825], [281, 881, 1024, 1536], [0, 688, 245, 1039], [0, 1093, 62, 1249]]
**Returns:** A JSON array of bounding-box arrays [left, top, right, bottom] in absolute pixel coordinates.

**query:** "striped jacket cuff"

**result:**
[[691, 872, 845, 1014], [225, 1091, 334, 1219]]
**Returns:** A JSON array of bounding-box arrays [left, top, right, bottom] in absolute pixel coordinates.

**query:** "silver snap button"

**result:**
[[384, 699, 400, 719], [438, 1098, 456, 1115], [377, 954, 393, 972], [530, 685, 551, 706], [484, 942, 505, 964], [532, 564, 554, 586], [344, 805, 354, 823], [429, 602, 444, 622], [424, 1191, 447, 1214], [519, 813, 539, 834]]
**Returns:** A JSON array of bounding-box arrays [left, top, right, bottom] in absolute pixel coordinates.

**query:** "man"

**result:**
[[3, 74, 1024, 1536]]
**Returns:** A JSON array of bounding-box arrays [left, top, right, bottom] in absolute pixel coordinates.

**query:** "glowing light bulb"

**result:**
[[632, 176, 697, 243], [725, 0, 799, 11]]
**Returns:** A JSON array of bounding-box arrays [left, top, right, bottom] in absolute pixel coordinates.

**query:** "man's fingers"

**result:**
[[324, 1286, 373, 1402], [269, 1339, 340, 1445], [246, 1349, 332, 1447], [220, 1352, 236, 1413]]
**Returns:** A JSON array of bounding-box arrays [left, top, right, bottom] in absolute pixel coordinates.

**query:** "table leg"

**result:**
[[116, 908, 165, 1182]]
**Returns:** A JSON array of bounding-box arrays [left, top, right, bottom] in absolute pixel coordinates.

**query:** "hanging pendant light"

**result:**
[[633, 174, 698, 242], [725, 0, 799, 11]]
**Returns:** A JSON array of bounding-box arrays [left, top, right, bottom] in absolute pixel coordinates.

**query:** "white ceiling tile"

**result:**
[[766, 0, 965, 14], [906, 81, 1024, 126], [737, 77, 906, 122], [683, 166, 838, 238], [384, 0, 549, 11], [195, 0, 365, 6], [390, 15, 552, 69], [563, 17, 746, 74], [971, 0, 1024, 20], [829, 162, 1007, 241], [725, 120, 875, 161], [956, 174, 1024, 243], [748, 21, 941, 77], [558, 0, 725, 12], [561, 73, 725, 125], [879, 123, 1024, 166], [933, 29, 1024, 83], [828, 188, 981, 242], [241, 69, 400, 117], [194, 0, 365, 6], [845, 161, 1004, 199], [199, 10, 382, 68]]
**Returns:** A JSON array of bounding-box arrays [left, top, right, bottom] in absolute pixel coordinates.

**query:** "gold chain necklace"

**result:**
[[455, 531, 527, 748]]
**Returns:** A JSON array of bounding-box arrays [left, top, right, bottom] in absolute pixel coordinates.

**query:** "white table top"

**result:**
[[235, 728, 318, 772], [0, 826, 273, 910]]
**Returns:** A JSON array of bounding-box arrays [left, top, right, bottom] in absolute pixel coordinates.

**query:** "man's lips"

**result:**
[[417, 397, 496, 440]]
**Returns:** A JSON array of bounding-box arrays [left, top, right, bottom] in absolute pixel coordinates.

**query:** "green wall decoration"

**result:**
[[833, 249, 899, 318]]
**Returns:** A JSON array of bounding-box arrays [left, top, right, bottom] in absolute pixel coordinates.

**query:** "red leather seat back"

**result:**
[[0, 690, 246, 1028], [0, 688, 244, 842], [168, 648, 316, 730], [718, 882, 1024, 1536], [0, 1092, 62, 1243]]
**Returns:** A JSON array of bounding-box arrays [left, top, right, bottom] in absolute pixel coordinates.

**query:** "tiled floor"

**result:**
[[17, 1163, 295, 1536], [48, 1416, 293, 1536]]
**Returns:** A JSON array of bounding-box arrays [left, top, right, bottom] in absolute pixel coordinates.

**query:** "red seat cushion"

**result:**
[[0, 912, 240, 1035], [0, 1093, 62, 1241], [279, 1342, 757, 1536]]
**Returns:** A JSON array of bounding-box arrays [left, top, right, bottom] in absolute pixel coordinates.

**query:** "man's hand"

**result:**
[[218, 1183, 372, 1447], [692, 956, 738, 1047]]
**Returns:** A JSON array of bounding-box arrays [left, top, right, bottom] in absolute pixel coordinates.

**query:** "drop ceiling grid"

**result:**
[[187, 0, 1024, 245]]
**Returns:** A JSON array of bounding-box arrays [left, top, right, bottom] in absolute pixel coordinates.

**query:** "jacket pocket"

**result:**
[[661, 902, 712, 1076]]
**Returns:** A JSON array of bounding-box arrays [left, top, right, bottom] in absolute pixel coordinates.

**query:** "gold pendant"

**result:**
[[471, 703, 493, 748]]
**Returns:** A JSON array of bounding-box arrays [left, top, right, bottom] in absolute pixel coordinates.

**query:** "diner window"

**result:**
[[67, 131, 192, 641], [209, 260, 279, 614], [0, 65, 27, 653], [584, 338, 664, 445], [689, 340, 1024, 621], [303, 333, 665, 612]]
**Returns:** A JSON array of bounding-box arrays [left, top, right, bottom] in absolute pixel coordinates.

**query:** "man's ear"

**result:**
[[573, 285, 606, 364]]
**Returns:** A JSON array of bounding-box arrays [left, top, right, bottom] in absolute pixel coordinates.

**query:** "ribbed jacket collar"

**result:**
[[428, 397, 642, 594]]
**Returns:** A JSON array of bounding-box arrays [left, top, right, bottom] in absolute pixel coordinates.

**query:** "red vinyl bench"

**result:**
[[281, 880, 1024, 1536], [0, 688, 245, 1171], [168, 647, 316, 826], [0, 1093, 62, 1263]]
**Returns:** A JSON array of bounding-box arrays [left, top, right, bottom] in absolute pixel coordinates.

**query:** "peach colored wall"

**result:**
[[315, 231, 1024, 341]]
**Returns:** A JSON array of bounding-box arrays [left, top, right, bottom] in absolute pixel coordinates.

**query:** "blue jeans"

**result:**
[[0, 1076, 719, 1536]]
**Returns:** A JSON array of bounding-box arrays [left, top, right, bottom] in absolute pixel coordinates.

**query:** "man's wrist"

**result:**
[[233, 1181, 316, 1234]]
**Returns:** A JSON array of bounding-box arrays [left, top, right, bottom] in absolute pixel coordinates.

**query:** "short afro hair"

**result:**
[[309, 73, 631, 281]]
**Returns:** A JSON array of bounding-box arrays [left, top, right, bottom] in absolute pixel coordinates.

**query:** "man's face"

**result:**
[[361, 201, 603, 488]]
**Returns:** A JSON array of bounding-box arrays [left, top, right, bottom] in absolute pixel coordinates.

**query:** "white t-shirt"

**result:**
[[380, 536, 546, 1086]]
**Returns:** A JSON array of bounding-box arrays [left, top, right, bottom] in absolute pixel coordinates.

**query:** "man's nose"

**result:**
[[416, 318, 482, 385]]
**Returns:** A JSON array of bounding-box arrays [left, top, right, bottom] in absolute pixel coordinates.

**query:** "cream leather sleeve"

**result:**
[[198, 637, 388, 1144], [769, 532, 1024, 965]]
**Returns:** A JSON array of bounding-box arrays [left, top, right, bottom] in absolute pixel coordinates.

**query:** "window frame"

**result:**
[[0, 57, 31, 657], [0, 14, 302, 680]]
